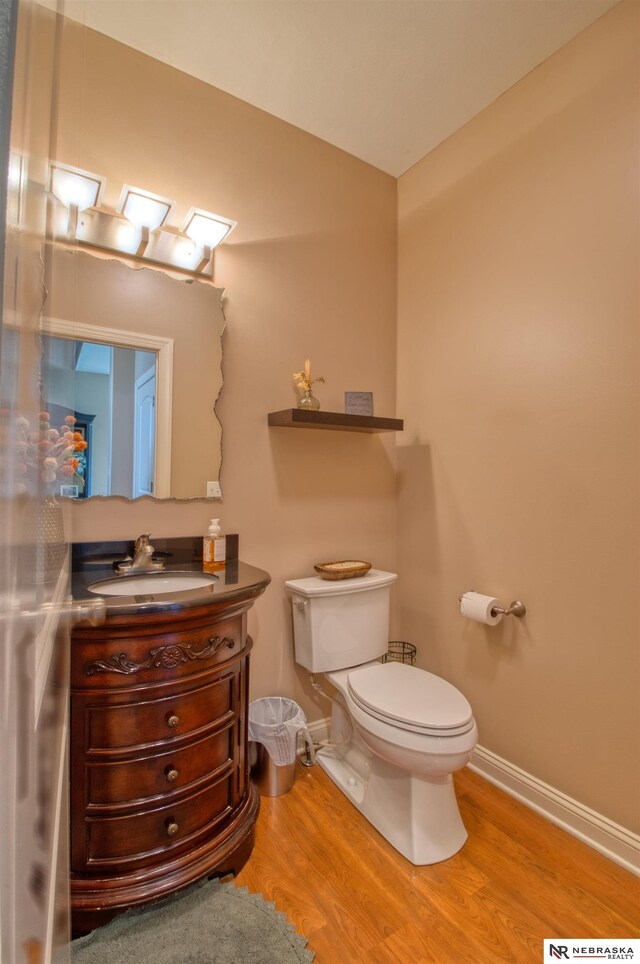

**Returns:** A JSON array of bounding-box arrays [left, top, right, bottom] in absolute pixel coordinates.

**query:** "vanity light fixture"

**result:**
[[118, 185, 173, 230], [49, 161, 105, 236], [117, 185, 174, 258], [48, 162, 235, 277], [182, 207, 236, 248], [181, 208, 237, 273]]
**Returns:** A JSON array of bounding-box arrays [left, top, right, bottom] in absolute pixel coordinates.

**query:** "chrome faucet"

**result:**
[[117, 533, 164, 574]]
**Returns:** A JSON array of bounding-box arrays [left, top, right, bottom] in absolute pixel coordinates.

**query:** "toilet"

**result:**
[[286, 569, 478, 865]]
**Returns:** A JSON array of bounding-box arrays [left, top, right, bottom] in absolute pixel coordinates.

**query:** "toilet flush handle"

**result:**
[[293, 597, 309, 612]]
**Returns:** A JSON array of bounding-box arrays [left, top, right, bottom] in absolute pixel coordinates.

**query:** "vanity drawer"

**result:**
[[85, 674, 237, 752], [81, 771, 235, 869], [86, 723, 235, 807], [78, 616, 244, 687]]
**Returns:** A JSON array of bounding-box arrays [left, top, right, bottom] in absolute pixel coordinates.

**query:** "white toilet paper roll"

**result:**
[[460, 592, 503, 626]]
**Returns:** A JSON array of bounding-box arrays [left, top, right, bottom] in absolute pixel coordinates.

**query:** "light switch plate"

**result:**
[[206, 481, 222, 499]]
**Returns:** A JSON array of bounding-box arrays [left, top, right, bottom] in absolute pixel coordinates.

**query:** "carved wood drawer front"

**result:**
[[80, 617, 243, 686], [86, 675, 236, 752], [86, 723, 235, 808], [82, 771, 235, 868]]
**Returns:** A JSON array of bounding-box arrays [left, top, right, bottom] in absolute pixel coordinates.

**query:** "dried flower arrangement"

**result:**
[[293, 359, 325, 393], [15, 412, 88, 495]]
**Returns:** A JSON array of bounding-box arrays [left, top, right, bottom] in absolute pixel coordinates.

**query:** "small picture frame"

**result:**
[[60, 484, 79, 499], [345, 392, 373, 417]]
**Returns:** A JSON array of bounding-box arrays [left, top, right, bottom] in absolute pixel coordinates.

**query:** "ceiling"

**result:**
[[52, 0, 618, 177]]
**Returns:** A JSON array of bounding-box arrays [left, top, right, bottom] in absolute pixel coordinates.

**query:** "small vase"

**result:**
[[298, 389, 320, 411]]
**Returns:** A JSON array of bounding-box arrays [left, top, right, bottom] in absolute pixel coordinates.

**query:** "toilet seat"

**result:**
[[347, 662, 475, 738]]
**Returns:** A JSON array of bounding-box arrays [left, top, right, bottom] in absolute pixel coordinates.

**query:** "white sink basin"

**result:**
[[88, 572, 218, 596]]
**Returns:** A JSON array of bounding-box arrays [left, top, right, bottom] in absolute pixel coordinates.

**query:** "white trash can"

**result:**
[[248, 697, 310, 797]]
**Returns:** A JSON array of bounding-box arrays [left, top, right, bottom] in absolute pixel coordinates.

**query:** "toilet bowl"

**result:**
[[342, 661, 477, 774], [321, 661, 477, 864], [286, 570, 478, 865]]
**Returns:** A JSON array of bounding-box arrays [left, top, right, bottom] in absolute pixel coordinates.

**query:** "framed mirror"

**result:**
[[42, 247, 225, 500]]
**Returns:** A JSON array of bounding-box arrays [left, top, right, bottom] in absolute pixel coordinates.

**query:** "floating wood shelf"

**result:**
[[267, 409, 404, 433]]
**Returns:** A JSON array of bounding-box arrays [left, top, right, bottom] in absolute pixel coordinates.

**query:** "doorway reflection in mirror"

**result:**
[[42, 337, 156, 499]]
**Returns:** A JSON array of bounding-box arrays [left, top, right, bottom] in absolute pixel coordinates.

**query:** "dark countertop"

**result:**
[[71, 537, 270, 617]]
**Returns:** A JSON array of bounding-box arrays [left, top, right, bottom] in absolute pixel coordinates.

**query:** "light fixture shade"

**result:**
[[49, 161, 104, 211], [181, 207, 237, 248], [118, 185, 174, 231]]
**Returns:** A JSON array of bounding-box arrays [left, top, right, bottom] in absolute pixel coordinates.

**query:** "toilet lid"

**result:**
[[347, 662, 474, 735]]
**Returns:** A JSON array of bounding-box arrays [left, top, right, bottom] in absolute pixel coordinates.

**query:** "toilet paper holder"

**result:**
[[491, 599, 526, 617], [459, 594, 526, 618]]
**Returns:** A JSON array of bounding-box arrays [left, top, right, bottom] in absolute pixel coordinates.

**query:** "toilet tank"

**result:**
[[285, 569, 397, 672]]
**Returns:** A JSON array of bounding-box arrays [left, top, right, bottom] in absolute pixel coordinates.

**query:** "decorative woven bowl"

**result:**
[[314, 560, 372, 581]]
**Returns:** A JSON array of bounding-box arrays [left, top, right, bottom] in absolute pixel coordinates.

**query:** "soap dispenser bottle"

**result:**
[[203, 518, 226, 572]]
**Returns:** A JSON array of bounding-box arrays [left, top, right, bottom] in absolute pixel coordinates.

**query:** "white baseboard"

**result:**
[[469, 745, 640, 877], [304, 722, 639, 876], [306, 717, 331, 746]]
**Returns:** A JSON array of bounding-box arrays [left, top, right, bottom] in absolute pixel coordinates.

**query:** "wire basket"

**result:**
[[381, 641, 416, 665]]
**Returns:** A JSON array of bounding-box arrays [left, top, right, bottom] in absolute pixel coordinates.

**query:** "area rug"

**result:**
[[64, 878, 314, 963]]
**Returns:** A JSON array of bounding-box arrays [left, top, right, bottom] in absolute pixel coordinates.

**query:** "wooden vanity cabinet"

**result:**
[[69, 597, 260, 935]]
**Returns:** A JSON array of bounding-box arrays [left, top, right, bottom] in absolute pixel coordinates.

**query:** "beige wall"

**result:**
[[397, 1, 639, 832], [55, 21, 398, 720]]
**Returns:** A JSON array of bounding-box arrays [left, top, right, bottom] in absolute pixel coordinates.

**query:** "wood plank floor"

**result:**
[[235, 763, 640, 963]]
